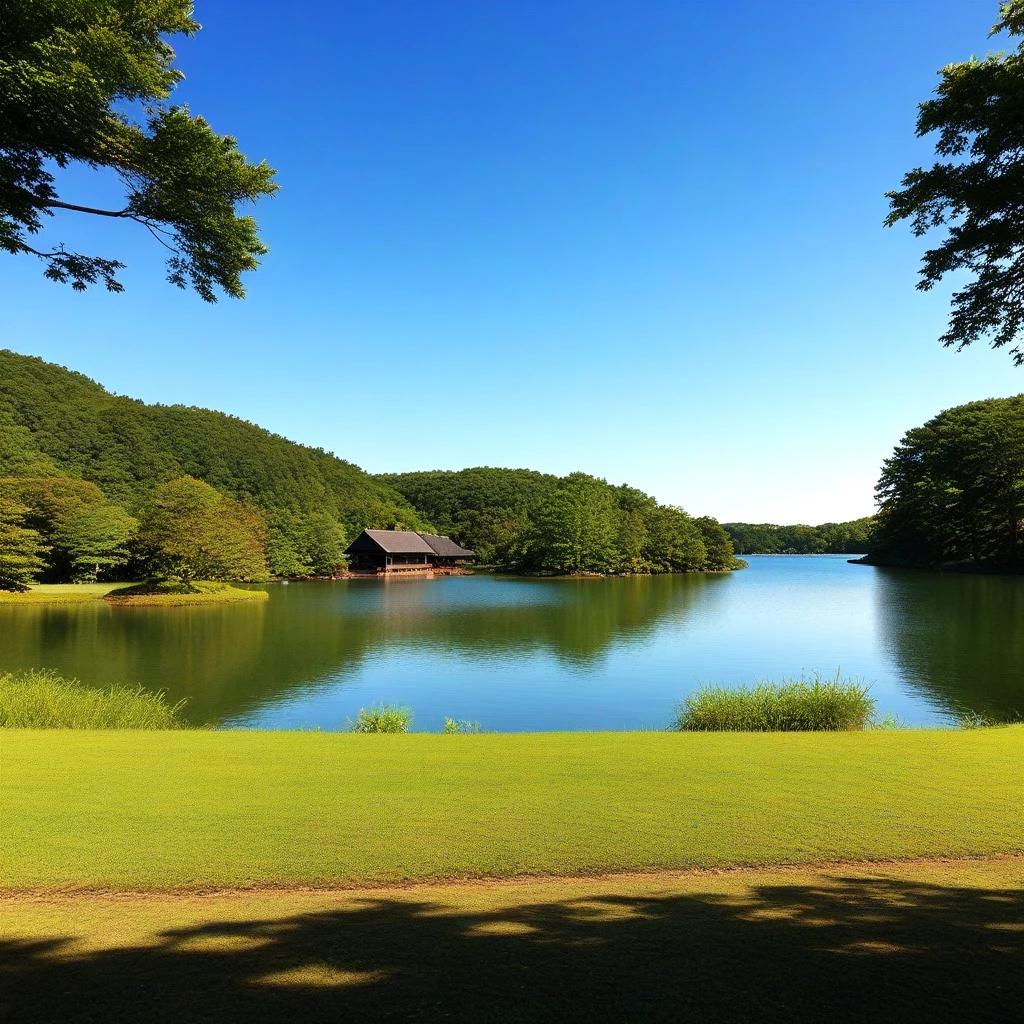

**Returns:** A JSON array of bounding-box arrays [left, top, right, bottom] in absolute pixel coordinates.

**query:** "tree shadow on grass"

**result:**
[[1, 873, 1021, 1023]]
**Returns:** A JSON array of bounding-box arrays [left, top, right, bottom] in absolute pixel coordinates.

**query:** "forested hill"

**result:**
[[723, 518, 873, 555], [377, 468, 741, 574], [0, 349, 424, 535], [0, 351, 740, 582]]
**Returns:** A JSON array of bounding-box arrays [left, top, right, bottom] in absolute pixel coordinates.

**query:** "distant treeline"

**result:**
[[723, 519, 873, 555], [377, 468, 742, 575]]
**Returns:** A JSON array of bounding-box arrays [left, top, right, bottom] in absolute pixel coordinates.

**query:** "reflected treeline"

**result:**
[[874, 568, 1024, 722], [0, 575, 728, 725], [365, 574, 728, 666]]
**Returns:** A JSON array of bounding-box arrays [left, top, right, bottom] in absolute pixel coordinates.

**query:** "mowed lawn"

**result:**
[[2, 858, 1022, 1022], [0, 583, 130, 604], [2, 728, 1021, 890]]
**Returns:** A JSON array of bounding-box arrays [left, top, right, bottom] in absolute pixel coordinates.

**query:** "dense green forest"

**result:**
[[867, 396, 1024, 572], [0, 350, 424, 585], [377, 468, 741, 574], [723, 519, 873, 555], [0, 352, 740, 586]]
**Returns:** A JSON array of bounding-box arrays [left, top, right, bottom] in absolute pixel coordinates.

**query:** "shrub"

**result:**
[[0, 670, 187, 728], [443, 717, 481, 734], [672, 672, 875, 732], [347, 703, 412, 733]]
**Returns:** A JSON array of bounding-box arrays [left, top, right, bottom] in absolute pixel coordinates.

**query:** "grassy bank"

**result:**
[[0, 671, 187, 729], [2, 728, 1020, 891], [103, 582, 269, 607], [0, 583, 130, 604], [0, 582, 268, 607], [2, 856, 1020, 1023]]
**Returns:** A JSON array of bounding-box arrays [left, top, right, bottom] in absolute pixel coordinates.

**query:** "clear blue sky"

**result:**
[[2, 0, 1018, 523]]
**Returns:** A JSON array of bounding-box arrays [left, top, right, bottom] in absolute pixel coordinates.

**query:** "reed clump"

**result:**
[[673, 672, 876, 732], [347, 703, 413, 733], [0, 670, 188, 728]]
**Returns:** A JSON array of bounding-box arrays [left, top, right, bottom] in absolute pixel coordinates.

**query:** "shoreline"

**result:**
[[0, 583, 269, 607]]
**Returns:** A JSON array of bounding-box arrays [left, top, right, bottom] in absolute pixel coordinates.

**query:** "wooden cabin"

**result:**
[[344, 529, 475, 575]]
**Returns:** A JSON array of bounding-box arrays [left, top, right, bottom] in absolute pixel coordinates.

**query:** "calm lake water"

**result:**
[[1, 555, 1021, 729]]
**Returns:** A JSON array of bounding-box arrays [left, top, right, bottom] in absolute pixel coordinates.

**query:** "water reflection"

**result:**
[[2, 560, 1021, 728], [0, 574, 724, 725], [874, 568, 1024, 722]]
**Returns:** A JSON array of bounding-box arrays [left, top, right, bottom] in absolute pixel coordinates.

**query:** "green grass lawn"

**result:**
[[1, 857, 1021, 1022], [0, 582, 267, 606], [103, 582, 268, 606], [2, 728, 1021, 891], [0, 582, 131, 604]]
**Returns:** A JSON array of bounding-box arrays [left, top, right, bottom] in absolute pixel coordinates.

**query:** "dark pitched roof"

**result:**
[[344, 528, 476, 557], [345, 529, 434, 554], [417, 532, 475, 557]]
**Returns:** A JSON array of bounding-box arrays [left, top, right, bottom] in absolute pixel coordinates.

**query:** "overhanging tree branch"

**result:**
[[886, 0, 1024, 364], [38, 199, 131, 219], [0, 0, 278, 301]]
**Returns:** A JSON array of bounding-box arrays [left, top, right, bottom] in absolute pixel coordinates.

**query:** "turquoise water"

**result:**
[[0, 555, 1020, 729]]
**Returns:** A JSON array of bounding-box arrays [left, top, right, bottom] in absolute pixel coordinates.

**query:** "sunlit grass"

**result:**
[[0, 582, 267, 606], [0, 582, 133, 604], [104, 582, 269, 606], [2, 728, 1020, 890]]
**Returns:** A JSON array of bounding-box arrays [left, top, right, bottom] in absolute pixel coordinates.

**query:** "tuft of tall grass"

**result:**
[[443, 717, 482, 734], [347, 703, 413, 733], [0, 670, 188, 729], [673, 672, 876, 732], [956, 709, 1023, 729]]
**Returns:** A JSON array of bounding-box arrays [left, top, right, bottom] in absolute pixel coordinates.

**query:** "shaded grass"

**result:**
[[0, 857, 1021, 1022], [0, 671, 187, 729], [1, 728, 1020, 890], [674, 672, 875, 731], [104, 582, 269, 607]]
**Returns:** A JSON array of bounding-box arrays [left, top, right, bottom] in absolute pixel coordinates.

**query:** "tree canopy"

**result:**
[[868, 395, 1024, 571], [0, 496, 46, 591], [378, 468, 741, 575], [135, 476, 269, 583], [0, 475, 135, 580], [0, 0, 277, 299], [886, 1, 1024, 363]]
